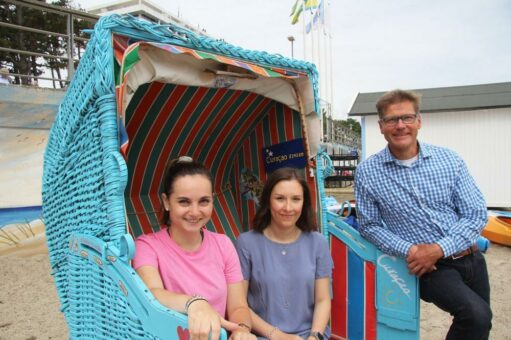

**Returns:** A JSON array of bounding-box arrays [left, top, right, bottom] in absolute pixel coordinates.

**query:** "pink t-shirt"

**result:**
[[132, 227, 243, 316]]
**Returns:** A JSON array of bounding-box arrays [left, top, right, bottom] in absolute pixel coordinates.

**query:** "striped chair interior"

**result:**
[[323, 208, 420, 340], [330, 235, 376, 340], [124, 82, 316, 240]]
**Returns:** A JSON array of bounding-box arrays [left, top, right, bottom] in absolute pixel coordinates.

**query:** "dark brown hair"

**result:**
[[376, 89, 421, 119], [160, 157, 213, 226], [252, 167, 316, 233]]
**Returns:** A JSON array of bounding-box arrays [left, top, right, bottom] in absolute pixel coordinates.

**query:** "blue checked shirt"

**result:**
[[355, 142, 487, 258]]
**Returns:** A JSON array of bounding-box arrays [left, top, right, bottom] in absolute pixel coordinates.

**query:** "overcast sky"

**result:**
[[78, 0, 511, 119]]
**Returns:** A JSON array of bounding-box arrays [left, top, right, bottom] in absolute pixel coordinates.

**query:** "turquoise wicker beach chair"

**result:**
[[42, 15, 419, 339]]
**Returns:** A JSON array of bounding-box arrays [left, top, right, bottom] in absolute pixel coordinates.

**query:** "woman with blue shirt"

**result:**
[[236, 167, 333, 340]]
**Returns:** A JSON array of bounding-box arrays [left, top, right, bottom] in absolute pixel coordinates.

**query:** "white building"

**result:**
[[349, 82, 511, 208], [87, 0, 209, 36]]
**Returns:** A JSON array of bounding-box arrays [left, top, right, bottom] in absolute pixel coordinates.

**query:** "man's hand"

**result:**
[[406, 244, 444, 277]]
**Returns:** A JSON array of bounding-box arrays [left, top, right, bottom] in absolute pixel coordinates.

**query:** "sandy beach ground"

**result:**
[[0, 216, 510, 340], [0, 220, 68, 340]]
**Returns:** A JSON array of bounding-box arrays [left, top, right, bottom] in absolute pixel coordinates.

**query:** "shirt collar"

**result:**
[[382, 141, 432, 164]]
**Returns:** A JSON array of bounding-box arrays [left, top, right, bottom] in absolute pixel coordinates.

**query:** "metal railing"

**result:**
[[0, 0, 98, 88], [323, 115, 362, 150]]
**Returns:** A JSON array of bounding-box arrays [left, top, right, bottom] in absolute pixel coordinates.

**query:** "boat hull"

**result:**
[[482, 215, 511, 246]]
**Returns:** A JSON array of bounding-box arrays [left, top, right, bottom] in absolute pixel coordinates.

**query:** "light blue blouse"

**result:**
[[235, 230, 333, 338]]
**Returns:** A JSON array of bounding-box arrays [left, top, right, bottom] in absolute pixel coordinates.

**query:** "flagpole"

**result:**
[[322, 0, 332, 117], [327, 2, 334, 119], [302, 0, 307, 60], [314, 1, 324, 141]]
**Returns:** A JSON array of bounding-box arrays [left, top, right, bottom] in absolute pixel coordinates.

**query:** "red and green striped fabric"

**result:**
[[124, 82, 315, 239]]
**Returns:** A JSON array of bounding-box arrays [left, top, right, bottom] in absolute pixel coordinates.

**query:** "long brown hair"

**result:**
[[252, 167, 316, 233], [160, 157, 213, 226]]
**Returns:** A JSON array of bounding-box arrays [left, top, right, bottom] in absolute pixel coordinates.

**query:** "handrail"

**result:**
[[0, 0, 98, 87], [3, 71, 70, 83], [0, 47, 72, 61], [9, 0, 99, 20], [0, 21, 70, 37]]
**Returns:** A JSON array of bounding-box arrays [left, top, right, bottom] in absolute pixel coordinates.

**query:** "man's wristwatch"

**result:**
[[308, 331, 324, 340]]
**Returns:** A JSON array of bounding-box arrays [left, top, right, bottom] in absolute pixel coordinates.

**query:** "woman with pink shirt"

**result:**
[[133, 157, 255, 340]]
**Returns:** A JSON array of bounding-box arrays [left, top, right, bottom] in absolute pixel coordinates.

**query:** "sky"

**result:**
[[77, 0, 511, 119]]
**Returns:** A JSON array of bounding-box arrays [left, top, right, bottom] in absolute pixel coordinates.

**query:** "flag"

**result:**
[[305, 0, 324, 33], [290, 0, 300, 16], [290, 0, 303, 25], [304, 0, 319, 9]]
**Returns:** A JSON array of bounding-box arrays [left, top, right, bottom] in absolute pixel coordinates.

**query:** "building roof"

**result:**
[[349, 82, 511, 117]]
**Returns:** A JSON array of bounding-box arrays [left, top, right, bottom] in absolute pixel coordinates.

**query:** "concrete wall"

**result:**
[[361, 107, 511, 208], [0, 85, 65, 207]]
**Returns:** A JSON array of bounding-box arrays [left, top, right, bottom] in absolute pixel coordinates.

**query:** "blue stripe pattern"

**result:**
[[347, 248, 364, 339]]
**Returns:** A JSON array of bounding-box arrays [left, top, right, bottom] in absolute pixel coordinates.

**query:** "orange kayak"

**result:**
[[482, 215, 511, 246]]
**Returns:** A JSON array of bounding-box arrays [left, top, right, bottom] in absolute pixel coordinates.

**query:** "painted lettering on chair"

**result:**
[[262, 138, 306, 173], [377, 254, 411, 299]]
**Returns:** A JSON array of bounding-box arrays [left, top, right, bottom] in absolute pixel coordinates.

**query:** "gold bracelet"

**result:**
[[267, 326, 279, 340]]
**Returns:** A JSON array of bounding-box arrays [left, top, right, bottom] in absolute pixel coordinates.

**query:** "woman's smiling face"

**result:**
[[269, 179, 304, 230], [162, 174, 213, 234]]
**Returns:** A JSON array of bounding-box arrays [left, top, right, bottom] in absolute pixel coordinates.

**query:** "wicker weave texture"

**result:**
[[66, 252, 152, 339], [43, 16, 133, 338]]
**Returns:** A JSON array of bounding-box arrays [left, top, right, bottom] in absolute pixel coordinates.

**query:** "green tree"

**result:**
[[0, 0, 46, 84], [336, 118, 361, 135], [0, 0, 95, 86]]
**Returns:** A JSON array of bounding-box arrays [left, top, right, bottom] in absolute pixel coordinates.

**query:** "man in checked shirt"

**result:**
[[355, 89, 491, 340]]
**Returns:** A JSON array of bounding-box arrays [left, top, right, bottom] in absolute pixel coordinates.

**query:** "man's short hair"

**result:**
[[376, 89, 421, 119]]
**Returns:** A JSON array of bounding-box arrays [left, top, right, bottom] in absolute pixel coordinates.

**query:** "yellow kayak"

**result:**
[[482, 215, 511, 246]]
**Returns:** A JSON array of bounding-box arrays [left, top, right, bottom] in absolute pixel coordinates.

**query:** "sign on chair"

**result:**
[[263, 138, 307, 173]]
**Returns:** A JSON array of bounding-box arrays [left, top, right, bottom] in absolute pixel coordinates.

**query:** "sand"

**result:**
[[420, 242, 511, 340], [0, 219, 510, 340], [0, 220, 67, 340]]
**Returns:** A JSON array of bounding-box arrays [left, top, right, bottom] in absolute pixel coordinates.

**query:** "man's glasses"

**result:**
[[380, 114, 418, 127]]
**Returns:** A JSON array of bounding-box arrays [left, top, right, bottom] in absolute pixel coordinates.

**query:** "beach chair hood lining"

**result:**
[[120, 43, 316, 123]]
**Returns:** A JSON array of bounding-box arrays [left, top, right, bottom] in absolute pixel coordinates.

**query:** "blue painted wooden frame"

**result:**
[[316, 151, 420, 340], [69, 233, 228, 339]]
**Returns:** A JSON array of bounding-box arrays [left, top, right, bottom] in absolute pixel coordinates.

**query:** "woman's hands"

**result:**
[[225, 323, 257, 340], [187, 299, 222, 339], [224, 281, 256, 339], [187, 301, 257, 340]]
